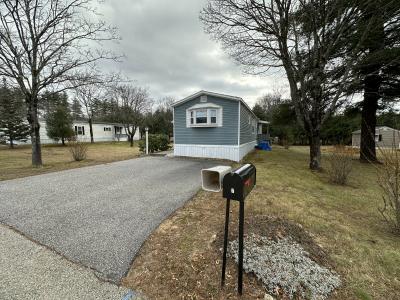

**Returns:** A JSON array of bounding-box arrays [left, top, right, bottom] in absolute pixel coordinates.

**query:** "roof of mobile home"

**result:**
[[172, 90, 260, 120], [352, 126, 399, 134]]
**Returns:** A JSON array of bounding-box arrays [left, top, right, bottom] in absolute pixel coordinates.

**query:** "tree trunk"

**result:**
[[359, 3, 384, 163], [61, 137, 65, 146], [27, 97, 43, 167], [309, 131, 321, 170], [9, 137, 14, 149], [360, 83, 379, 162], [88, 118, 94, 143], [129, 135, 134, 147]]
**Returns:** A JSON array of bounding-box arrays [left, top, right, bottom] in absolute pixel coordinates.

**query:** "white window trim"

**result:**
[[186, 103, 223, 127]]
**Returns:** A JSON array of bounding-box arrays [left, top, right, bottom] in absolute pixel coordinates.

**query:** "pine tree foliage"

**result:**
[[44, 92, 74, 145], [346, 0, 400, 162], [0, 79, 30, 148]]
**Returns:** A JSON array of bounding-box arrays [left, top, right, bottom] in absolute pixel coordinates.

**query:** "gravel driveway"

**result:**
[[0, 156, 217, 283]]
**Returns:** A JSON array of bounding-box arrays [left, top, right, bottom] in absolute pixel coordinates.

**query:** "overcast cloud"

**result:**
[[98, 0, 288, 106]]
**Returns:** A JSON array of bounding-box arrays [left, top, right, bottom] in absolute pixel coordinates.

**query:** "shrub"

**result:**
[[326, 145, 353, 185], [139, 134, 170, 153], [68, 138, 88, 161], [377, 146, 400, 234]]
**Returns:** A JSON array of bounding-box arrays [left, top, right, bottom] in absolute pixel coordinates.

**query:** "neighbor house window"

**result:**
[[375, 134, 382, 142], [104, 127, 111, 132], [115, 126, 123, 134], [75, 126, 85, 135]]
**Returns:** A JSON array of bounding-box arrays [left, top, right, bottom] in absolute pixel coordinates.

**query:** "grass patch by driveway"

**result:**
[[123, 146, 400, 299], [0, 142, 140, 181]]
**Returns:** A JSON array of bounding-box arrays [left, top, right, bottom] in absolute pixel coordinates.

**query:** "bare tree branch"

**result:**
[[0, 0, 120, 165]]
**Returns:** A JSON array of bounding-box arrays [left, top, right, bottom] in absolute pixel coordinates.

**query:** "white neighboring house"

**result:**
[[24, 119, 140, 144], [352, 126, 400, 149]]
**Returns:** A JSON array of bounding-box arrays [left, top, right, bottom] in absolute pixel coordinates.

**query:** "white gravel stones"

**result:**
[[228, 234, 341, 299]]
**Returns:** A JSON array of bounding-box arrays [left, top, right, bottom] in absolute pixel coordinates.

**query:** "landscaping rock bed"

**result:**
[[228, 234, 341, 299]]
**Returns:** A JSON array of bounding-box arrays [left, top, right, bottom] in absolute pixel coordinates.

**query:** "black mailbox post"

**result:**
[[221, 163, 256, 295]]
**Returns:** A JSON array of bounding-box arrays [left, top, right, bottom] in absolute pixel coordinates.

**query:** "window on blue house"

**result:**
[[195, 110, 207, 124], [187, 104, 222, 127], [210, 109, 217, 124]]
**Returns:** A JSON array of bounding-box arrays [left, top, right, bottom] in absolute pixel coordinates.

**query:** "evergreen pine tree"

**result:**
[[0, 79, 30, 148], [45, 92, 74, 145], [344, 1, 400, 162]]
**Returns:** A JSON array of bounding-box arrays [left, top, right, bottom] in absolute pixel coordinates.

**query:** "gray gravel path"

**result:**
[[0, 156, 217, 283]]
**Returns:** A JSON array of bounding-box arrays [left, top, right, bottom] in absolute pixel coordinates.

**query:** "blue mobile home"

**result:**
[[172, 91, 266, 161]]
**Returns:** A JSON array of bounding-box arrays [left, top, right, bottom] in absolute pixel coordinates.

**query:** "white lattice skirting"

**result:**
[[174, 141, 257, 162]]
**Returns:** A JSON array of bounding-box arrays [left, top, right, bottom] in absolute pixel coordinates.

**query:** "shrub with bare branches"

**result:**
[[68, 138, 88, 161], [377, 146, 400, 234], [326, 146, 353, 185]]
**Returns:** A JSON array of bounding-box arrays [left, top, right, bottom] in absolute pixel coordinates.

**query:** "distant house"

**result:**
[[29, 119, 139, 144], [172, 90, 268, 162], [352, 126, 400, 149]]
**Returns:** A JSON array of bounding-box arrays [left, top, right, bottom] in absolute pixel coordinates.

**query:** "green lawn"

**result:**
[[245, 146, 399, 299], [0, 142, 140, 181], [124, 146, 400, 299]]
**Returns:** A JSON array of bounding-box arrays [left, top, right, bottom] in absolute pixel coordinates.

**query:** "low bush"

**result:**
[[139, 134, 170, 153], [377, 146, 400, 234], [68, 138, 88, 161], [326, 145, 353, 185]]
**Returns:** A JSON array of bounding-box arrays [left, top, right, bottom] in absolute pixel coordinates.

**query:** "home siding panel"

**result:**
[[380, 128, 400, 148], [174, 95, 239, 145], [352, 133, 361, 147], [25, 121, 138, 144], [239, 103, 257, 145]]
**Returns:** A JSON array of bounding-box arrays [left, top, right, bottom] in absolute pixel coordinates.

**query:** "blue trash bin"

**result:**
[[258, 140, 272, 151]]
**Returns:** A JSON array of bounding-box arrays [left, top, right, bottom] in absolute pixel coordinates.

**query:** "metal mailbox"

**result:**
[[222, 163, 256, 201], [220, 163, 256, 295]]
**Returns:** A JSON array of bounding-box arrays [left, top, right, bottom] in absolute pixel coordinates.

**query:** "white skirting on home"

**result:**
[[174, 141, 257, 162], [239, 140, 258, 160]]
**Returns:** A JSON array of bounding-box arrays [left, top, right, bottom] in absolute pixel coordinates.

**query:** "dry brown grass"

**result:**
[[123, 190, 267, 300], [0, 141, 140, 181], [123, 146, 400, 300]]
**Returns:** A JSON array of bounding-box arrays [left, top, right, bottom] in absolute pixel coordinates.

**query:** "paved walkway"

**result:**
[[0, 156, 217, 283], [0, 224, 130, 300]]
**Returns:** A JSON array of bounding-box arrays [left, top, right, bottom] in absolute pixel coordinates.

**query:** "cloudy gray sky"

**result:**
[[99, 0, 288, 107]]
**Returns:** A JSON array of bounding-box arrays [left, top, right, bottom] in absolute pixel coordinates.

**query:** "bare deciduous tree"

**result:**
[[200, 0, 372, 170], [74, 83, 104, 143], [0, 0, 118, 166], [115, 84, 152, 147], [256, 92, 283, 122]]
